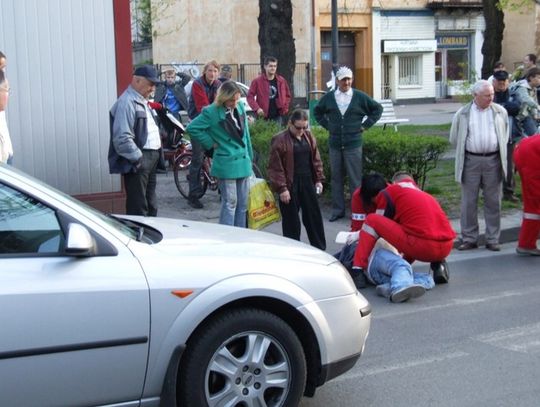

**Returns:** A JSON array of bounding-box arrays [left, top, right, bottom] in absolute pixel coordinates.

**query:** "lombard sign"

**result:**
[[383, 39, 437, 53], [436, 35, 469, 49]]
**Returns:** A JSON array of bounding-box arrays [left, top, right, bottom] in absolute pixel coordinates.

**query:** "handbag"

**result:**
[[247, 177, 281, 230]]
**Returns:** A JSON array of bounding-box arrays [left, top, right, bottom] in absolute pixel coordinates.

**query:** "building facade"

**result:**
[[152, 0, 538, 103]]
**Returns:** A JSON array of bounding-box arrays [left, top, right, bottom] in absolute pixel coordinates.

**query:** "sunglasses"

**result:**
[[293, 125, 308, 131]]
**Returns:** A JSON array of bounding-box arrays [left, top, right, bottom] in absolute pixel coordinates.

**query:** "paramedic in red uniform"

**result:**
[[352, 172, 456, 286], [350, 173, 388, 233], [334, 173, 387, 287], [513, 134, 540, 256]]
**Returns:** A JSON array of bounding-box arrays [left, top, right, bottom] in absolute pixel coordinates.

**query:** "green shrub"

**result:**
[[363, 128, 450, 188], [249, 121, 449, 190], [249, 119, 282, 177]]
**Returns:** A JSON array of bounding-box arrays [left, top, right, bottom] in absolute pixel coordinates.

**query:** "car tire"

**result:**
[[177, 307, 307, 407]]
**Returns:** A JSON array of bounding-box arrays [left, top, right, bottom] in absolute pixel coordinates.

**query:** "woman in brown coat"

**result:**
[[267, 109, 326, 250]]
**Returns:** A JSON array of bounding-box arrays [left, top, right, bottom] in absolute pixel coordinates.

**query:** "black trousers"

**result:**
[[279, 175, 326, 250], [503, 141, 515, 196], [123, 149, 160, 216]]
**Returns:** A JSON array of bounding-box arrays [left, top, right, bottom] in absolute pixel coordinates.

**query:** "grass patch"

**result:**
[[424, 157, 522, 218]]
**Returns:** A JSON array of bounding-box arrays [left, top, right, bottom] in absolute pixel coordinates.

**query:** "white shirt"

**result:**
[[0, 111, 13, 163], [143, 104, 162, 150], [334, 88, 353, 116], [466, 103, 499, 154]]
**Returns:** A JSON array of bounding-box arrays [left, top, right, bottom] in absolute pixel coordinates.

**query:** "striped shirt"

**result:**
[[466, 102, 499, 154]]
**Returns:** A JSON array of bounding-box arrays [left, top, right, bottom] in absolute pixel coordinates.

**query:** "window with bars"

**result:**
[[399, 55, 422, 86]]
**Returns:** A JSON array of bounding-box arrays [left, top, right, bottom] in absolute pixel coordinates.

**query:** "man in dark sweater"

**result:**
[[314, 66, 383, 221], [493, 70, 521, 202]]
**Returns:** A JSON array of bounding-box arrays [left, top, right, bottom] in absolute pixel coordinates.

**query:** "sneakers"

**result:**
[[431, 260, 449, 284], [516, 247, 540, 256], [390, 284, 426, 303], [351, 267, 367, 289], [188, 197, 204, 209]]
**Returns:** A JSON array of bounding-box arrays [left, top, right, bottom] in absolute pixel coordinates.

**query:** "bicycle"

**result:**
[[173, 146, 263, 199]]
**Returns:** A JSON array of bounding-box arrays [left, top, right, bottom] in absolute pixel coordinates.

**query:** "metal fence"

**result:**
[[155, 62, 310, 103]]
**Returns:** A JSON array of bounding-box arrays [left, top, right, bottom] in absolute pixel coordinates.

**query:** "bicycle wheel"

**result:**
[[173, 153, 192, 198]]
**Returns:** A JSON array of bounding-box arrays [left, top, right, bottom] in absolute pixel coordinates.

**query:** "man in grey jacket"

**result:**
[[449, 80, 509, 251], [108, 65, 162, 216]]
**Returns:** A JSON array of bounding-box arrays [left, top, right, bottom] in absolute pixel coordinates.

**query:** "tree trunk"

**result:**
[[481, 0, 505, 79], [258, 0, 296, 99]]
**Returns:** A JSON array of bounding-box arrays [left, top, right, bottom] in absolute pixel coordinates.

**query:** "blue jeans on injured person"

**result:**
[[367, 248, 435, 292], [218, 177, 249, 227]]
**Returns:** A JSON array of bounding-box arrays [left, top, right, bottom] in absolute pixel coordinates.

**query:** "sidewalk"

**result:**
[[154, 101, 523, 256], [155, 175, 522, 257]]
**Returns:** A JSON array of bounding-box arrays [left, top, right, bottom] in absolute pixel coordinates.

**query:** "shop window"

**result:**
[[446, 49, 469, 81], [399, 55, 422, 86]]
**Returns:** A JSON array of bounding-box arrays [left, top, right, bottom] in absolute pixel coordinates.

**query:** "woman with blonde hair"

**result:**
[[187, 81, 254, 227]]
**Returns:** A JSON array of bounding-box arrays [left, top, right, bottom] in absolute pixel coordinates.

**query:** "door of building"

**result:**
[[320, 31, 355, 90], [381, 55, 391, 99], [436, 34, 471, 98], [435, 51, 444, 98]]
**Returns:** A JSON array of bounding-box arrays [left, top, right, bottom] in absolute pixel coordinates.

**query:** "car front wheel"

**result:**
[[178, 308, 307, 407]]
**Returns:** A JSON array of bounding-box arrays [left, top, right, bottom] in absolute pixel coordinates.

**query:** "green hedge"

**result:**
[[249, 120, 449, 189]]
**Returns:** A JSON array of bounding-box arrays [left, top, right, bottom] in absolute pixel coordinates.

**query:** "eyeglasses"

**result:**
[[293, 125, 307, 131]]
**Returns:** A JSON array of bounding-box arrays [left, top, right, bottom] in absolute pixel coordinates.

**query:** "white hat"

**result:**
[[336, 66, 353, 80]]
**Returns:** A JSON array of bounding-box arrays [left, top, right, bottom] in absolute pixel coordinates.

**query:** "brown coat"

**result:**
[[267, 128, 325, 194]]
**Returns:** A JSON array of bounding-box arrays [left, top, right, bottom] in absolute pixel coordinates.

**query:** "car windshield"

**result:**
[[3, 165, 139, 240]]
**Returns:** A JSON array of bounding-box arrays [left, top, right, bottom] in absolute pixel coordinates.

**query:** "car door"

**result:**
[[0, 181, 150, 407]]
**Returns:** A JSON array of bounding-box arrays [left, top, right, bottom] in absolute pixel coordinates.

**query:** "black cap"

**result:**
[[493, 70, 509, 81], [133, 65, 160, 84]]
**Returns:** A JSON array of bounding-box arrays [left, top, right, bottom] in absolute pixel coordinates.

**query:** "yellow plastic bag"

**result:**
[[247, 178, 281, 230]]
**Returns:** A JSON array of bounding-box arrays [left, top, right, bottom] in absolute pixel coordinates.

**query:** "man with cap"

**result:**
[[218, 65, 233, 83], [108, 64, 162, 216], [314, 66, 383, 222], [493, 70, 521, 202]]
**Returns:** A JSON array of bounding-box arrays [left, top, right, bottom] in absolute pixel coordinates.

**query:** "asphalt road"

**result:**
[[300, 244, 540, 407], [156, 173, 539, 407]]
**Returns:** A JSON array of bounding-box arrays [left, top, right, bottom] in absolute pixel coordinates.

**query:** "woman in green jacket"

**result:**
[[187, 81, 254, 227]]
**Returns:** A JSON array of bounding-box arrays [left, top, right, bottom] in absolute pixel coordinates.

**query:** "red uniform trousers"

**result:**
[[514, 135, 540, 249], [353, 214, 454, 268], [517, 181, 540, 249]]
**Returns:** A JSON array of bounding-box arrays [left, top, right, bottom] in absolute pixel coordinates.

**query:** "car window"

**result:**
[[0, 183, 64, 254]]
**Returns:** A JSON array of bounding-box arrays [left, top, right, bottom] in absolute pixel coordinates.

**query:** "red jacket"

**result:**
[[350, 187, 375, 232], [514, 134, 540, 201], [247, 74, 291, 117], [375, 178, 455, 241]]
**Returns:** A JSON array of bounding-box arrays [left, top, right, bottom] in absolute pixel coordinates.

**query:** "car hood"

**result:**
[[125, 216, 336, 266]]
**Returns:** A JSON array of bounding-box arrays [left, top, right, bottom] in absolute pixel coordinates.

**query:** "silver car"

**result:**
[[0, 164, 371, 407]]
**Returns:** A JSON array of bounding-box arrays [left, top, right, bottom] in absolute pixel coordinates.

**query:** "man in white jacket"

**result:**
[[449, 80, 509, 252]]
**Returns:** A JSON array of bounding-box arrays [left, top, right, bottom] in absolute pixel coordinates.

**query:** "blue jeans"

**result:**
[[367, 248, 435, 293], [218, 178, 249, 227]]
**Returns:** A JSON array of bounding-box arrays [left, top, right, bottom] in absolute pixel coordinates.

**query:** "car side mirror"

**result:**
[[65, 223, 96, 256]]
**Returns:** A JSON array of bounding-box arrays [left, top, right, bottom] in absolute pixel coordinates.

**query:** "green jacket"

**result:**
[[314, 89, 383, 149], [187, 102, 253, 179]]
